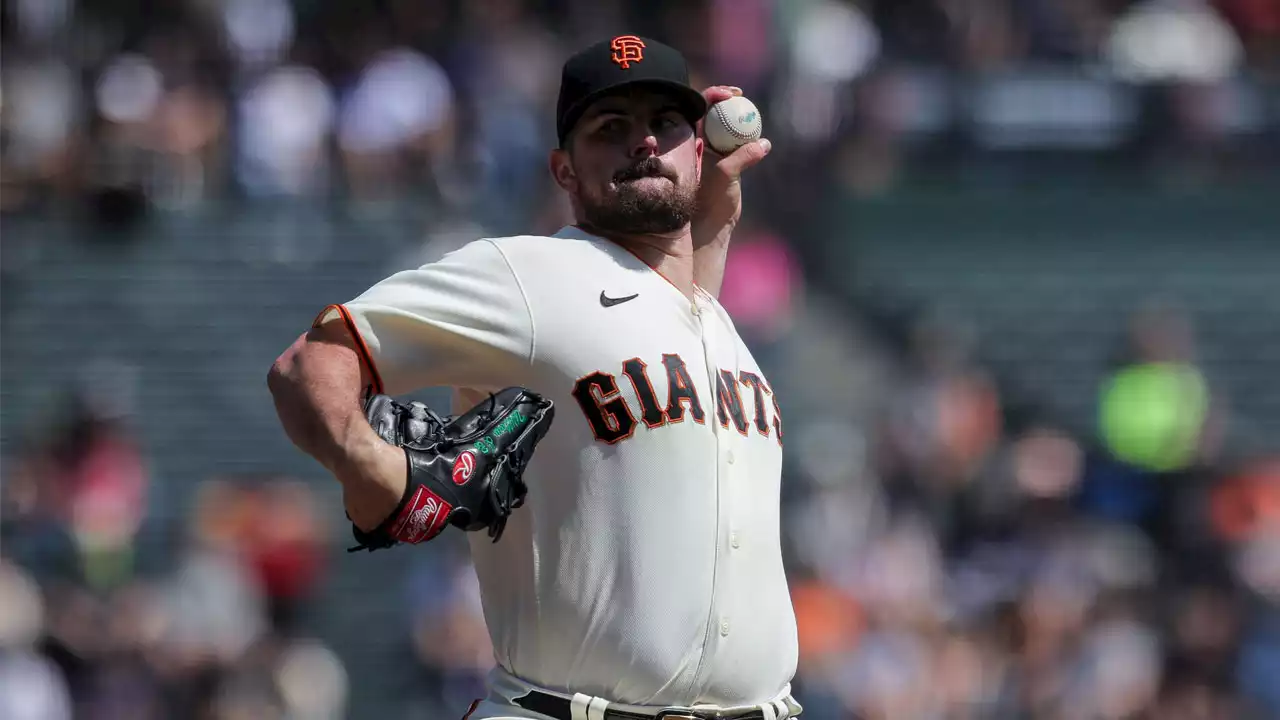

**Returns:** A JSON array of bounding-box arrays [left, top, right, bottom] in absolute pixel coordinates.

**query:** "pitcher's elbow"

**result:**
[[267, 345, 299, 399], [266, 360, 283, 397]]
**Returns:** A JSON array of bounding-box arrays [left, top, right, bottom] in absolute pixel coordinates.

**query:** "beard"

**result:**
[[578, 157, 698, 235]]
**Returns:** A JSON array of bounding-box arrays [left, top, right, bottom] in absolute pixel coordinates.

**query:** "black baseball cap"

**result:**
[[556, 35, 708, 147]]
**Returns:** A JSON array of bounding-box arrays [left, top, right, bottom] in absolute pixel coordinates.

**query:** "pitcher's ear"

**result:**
[[549, 149, 578, 193]]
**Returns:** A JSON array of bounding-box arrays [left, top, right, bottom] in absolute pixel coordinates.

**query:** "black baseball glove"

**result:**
[[348, 387, 555, 552]]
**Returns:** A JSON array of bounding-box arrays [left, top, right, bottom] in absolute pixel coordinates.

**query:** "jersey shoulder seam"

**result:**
[[480, 238, 537, 365]]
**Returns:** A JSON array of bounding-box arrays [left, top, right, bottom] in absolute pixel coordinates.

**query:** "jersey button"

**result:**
[[731, 533, 740, 549], [720, 620, 731, 636], [727, 451, 735, 465], [690, 303, 700, 316]]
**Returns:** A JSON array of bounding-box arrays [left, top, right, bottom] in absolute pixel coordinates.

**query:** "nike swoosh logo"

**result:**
[[600, 291, 639, 307]]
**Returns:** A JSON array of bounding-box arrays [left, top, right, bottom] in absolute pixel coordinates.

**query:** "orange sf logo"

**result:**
[[611, 35, 645, 69]]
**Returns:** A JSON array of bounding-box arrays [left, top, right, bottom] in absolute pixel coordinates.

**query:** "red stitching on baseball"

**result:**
[[713, 101, 755, 141]]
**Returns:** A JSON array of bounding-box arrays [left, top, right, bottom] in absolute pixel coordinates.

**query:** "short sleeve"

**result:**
[[313, 239, 534, 396]]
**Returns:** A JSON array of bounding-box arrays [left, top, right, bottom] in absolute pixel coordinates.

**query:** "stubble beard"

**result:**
[[578, 159, 699, 235]]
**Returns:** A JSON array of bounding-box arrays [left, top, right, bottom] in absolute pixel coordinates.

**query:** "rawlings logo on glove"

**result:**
[[391, 486, 452, 543], [452, 452, 477, 484], [349, 387, 555, 552]]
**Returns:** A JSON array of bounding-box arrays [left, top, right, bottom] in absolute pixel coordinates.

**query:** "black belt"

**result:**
[[513, 690, 788, 720]]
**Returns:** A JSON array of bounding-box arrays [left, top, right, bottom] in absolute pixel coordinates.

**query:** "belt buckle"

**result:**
[[654, 711, 703, 720]]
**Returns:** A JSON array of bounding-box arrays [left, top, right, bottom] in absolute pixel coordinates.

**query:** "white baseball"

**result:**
[[703, 95, 763, 155]]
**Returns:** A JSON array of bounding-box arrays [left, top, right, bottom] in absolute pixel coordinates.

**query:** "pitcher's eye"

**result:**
[[654, 114, 681, 133], [594, 118, 628, 141]]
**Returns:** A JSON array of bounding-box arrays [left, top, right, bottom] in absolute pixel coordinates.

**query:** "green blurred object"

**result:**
[[1098, 362, 1209, 472], [78, 543, 136, 592]]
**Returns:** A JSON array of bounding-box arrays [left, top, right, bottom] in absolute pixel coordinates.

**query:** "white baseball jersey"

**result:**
[[314, 225, 799, 710]]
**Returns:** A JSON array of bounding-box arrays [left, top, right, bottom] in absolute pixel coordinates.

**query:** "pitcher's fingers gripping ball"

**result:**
[[703, 95, 763, 155], [349, 387, 555, 551]]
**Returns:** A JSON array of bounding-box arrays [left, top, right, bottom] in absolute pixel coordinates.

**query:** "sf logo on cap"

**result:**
[[611, 35, 645, 69]]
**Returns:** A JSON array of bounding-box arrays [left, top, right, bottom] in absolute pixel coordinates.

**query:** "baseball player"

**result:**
[[268, 36, 800, 720]]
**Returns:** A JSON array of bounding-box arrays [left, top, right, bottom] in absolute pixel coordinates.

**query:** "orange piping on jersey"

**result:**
[[460, 699, 481, 720], [313, 304, 385, 396], [571, 224, 706, 297], [615, 239, 706, 296], [768, 380, 784, 447]]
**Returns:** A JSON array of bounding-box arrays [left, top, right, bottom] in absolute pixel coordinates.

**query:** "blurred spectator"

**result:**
[[1233, 526, 1280, 717], [1168, 584, 1243, 684], [784, 418, 885, 581], [837, 623, 935, 719], [1211, 457, 1280, 545], [0, 560, 73, 720], [51, 583, 170, 720], [1215, 0, 1280, 71], [84, 18, 231, 217], [0, 451, 80, 587], [0, 52, 81, 211], [10, 393, 151, 593], [717, 219, 804, 372], [708, 0, 774, 97], [218, 0, 296, 73], [155, 479, 268, 669], [790, 568, 866, 676], [7, 0, 73, 45], [220, 477, 327, 634], [449, 0, 562, 230], [272, 638, 349, 720], [206, 633, 349, 720], [880, 312, 1003, 519], [235, 64, 337, 198], [405, 545, 495, 715], [337, 38, 457, 202], [868, 0, 953, 64], [1097, 300, 1223, 475], [1106, 0, 1245, 84], [1017, 0, 1115, 62], [776, 0, 880, 150], [940, 0, 1023, 71]]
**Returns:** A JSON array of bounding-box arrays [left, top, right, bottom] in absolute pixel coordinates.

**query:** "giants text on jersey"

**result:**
[[315, 225, 798, 709]]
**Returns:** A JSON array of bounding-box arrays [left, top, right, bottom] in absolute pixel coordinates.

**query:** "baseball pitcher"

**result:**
[[268, 36, 800, 720]]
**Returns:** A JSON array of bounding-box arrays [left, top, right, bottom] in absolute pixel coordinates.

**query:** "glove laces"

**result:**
[[405, 401, 450, 441]]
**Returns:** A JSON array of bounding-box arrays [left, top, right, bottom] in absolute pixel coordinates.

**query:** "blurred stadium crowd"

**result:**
[[2, 0, 1279, 719]]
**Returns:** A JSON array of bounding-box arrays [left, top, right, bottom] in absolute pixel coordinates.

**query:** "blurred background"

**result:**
[[1, 0, 1279, 718]]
